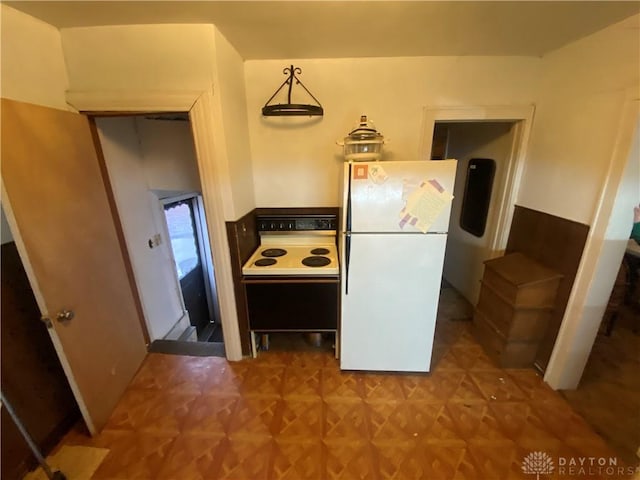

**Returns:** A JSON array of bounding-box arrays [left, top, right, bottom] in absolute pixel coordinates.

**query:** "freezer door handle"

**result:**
[[344, 162, 353, 295], [345, 233, 351, 295], [346, 163, 352, 232]]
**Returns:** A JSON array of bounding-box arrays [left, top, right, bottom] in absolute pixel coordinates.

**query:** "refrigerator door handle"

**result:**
[[346, 163, 352, 232], [344, 162, 353, 295], [345, 233, 351, 295]]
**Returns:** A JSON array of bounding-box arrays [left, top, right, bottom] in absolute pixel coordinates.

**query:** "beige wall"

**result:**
[[61, 24, 255, 220], [244, 57, 540, 208], [520, 14, 640, 225], [61, 24, 216, 91], [211, 30, 255, 219], [0, 5, 70, 110], [136, 117, 201, 193]]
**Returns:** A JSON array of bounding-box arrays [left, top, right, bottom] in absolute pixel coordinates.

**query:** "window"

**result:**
[[164, 200, 200, 279], [460, 158, 496, 237]]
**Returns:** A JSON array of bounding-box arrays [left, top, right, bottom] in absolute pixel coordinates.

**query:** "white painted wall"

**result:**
[[519, 14, 640, 225], [211, 29, 255, 219], [136, 118, 201, 192], [244, 57, 540, 207], [442, 122, 516, 304], [0, 4, 70, 110], [96, 117, 185, 341], [61, 24, 216, 92], [60, 24, 255, 220]]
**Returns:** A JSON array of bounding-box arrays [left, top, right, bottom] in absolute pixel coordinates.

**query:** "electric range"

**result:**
[[241, 213, 340, 357], [242, 213, 339, 276]]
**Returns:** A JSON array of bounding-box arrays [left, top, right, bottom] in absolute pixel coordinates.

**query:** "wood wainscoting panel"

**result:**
[[254, 207, 340, 217], [505, 205, 590, 372], [226, 210, 259, 356]]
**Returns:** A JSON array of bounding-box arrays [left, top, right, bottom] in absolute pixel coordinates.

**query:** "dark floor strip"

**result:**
[[148, 339, 226, 357], [210, 323, 224, 343]]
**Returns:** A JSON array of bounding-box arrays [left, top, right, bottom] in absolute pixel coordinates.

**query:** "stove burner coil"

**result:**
[[254, 258, 277, 267], [302, 256, 331, 267], [310, 247, 330, 255], [261, 248, 287, 257]]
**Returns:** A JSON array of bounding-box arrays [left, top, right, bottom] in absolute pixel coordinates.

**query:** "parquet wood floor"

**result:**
[[56, 290, 637, 479]]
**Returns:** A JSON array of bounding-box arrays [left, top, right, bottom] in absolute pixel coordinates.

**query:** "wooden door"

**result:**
[[1, 98, 147, 434]]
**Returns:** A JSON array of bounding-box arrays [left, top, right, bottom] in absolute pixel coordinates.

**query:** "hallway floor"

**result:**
[[52, 288, 637, 479]]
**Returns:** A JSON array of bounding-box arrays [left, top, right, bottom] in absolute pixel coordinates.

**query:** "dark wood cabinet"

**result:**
[[472, 252, 562, 368]]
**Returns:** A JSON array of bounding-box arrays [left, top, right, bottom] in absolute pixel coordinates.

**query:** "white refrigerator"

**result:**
[[339, 160, 457, 372]]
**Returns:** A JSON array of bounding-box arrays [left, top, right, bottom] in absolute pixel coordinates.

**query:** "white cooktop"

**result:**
[[242, 236, 339, 276]]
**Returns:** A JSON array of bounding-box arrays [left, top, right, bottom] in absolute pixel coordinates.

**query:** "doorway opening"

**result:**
[[93, 113, 224, 353], [422, 105, 535, 375], [430, 120, 521, 307]]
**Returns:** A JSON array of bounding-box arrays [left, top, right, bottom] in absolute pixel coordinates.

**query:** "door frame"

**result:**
[[66, 89, 242, 361], [419, 105, 535, 255], [544, 96, 640, 390]]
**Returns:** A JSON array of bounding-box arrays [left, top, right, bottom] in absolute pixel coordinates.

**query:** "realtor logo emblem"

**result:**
[[522, 451, 555, 479]]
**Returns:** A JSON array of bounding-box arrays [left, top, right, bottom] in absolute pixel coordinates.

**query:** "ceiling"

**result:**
[[6, 1, 640, 60]]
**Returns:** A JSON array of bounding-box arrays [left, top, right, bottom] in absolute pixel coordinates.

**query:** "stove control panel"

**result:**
[[257, 215, 336, 232]]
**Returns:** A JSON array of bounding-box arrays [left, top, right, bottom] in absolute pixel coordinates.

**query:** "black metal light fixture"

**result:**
[[262, 65, 323, 117]]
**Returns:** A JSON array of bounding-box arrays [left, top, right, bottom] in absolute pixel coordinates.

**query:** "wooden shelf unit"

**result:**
[[472, 252, 563, 368]]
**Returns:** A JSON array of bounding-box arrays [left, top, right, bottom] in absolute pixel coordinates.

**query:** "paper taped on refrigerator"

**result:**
[[348, 160, 456, 233]]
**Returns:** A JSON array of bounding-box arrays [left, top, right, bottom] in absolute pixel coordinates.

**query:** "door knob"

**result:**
[[56, 309, 75, 323]]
